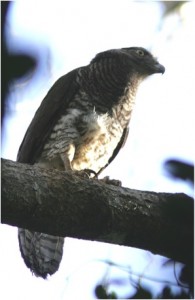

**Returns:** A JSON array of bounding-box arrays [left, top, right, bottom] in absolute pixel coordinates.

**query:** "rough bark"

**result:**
[[1, 158, 193, 265]]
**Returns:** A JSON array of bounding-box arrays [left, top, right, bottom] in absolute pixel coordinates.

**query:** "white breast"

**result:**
[[72, 110, 123, 172], [39, 108, 123, 173]]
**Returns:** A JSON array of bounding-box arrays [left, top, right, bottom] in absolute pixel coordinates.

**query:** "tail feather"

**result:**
[[18, 228, 64, 278]]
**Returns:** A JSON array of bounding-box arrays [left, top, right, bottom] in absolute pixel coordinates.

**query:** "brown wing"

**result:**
[[17, 68, 80, 164], [96, 126, 129, 176]]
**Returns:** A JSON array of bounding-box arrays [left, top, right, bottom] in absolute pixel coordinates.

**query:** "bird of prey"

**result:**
[[17, 47, 165, 278]]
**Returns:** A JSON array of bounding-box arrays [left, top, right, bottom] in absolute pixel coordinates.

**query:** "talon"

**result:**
[[72, 169, 97, 179], [83, 169, 98, 178]]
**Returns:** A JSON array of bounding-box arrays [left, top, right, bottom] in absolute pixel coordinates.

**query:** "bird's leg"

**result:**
[[60, 152, 121, 184], [60, 150, 97, 179], [60, 145, 117, 181], [60, 154, 72, 171]]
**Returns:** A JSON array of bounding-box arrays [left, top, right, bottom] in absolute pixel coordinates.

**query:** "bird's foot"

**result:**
[[99, 176, 122, 187], [83, 169, 98, 178], [72, 169, 97, 179], [72, 170, 121, 186]]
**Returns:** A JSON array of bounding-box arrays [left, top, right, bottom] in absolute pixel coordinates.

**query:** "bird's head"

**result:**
[[91, 47, 165, 77], [121, 47, 165, 75]]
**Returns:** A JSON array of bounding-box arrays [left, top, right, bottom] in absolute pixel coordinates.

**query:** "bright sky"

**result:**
[[1, 1, 194, 299]]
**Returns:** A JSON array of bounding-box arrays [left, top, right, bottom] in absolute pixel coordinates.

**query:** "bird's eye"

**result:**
[[136, 50, 145, 57]]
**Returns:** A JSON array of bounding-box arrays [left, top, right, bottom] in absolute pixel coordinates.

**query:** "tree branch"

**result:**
[[1, 158, 193, 265]]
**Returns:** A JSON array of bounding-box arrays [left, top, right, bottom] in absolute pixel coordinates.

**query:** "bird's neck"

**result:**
[[81, 58, 142, 116], [111, 78, 140, 128], [84, 59, 143, 129]]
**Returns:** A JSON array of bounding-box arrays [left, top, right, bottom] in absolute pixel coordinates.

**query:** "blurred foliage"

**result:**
[[94, 260, 192, 299], [157, 286, 190, 299], [164, 159, 194, 186], [95, 285, 118, 299], [1, 1, 37, 126]]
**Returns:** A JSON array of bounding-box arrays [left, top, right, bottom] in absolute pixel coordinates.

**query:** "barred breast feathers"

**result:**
[[39, 59, 142, 170], [77, 57, 143, 127]]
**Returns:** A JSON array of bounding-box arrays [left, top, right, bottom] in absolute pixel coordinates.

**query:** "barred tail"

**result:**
[[18, 228, 64, 279]]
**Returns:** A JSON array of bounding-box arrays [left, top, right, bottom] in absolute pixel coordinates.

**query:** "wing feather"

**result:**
[[17, 68, 80, 163]]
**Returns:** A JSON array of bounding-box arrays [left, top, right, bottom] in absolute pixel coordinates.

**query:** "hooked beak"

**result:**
[[154, 62, 165, 74]]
